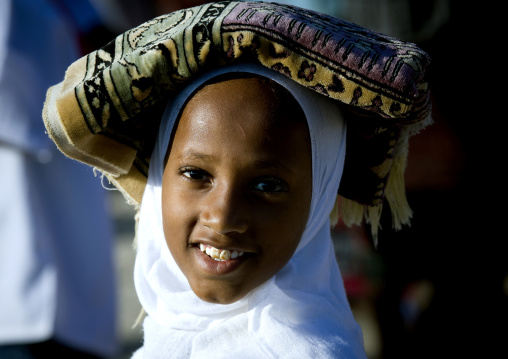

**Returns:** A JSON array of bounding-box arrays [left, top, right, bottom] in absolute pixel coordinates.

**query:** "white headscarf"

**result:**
[[133, 64, 366, 358]]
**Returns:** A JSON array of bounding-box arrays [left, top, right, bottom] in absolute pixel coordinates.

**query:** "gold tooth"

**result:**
[[220, 249, 231, 260], [210, 247, 220, 259]]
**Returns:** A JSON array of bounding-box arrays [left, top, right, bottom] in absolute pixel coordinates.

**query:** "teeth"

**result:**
[[199, 244, 245, 261], [219, 250, 231, 260], [210, 247, 220, 259]]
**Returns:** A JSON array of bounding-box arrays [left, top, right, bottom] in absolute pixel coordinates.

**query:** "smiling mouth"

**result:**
[[198, 243, 245, 261]]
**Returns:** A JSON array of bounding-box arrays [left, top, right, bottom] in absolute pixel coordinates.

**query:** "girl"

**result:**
[[43, 2, 431, 357], [134, 64, 362, 357]]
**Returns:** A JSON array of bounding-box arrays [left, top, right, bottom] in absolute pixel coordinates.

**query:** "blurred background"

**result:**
[[1, 0, 504, 358]]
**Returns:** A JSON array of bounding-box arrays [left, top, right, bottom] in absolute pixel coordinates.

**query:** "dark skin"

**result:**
[[161, 76, 313, 304]]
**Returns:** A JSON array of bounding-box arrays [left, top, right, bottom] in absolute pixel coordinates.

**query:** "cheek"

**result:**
[[161, 184, 194, 252], [259, 201, 310, 264], [283, 196, 311, 252]]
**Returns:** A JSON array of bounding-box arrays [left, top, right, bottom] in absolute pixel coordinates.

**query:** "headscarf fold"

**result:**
[[133, 64, 366, 358]]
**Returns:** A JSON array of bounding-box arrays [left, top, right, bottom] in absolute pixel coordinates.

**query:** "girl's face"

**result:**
[[161, 76, 312, 304]]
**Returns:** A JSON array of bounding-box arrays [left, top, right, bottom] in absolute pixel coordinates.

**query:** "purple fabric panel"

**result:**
[[222, 2, 429, 98]]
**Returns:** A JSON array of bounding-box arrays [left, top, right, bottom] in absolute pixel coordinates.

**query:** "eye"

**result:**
[[252, 177, 288, 193], [180, 167, 210, 182]]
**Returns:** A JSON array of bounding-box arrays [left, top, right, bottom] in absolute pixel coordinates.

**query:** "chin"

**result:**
[[192, 283, 249, 305]]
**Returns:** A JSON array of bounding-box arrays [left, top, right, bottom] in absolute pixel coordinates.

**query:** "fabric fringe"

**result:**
[[329, 196, 340, 228], [384, 139, 412, 232], [409, 113, 434, 137], [133, 308, 146, 329], [133, 209, 141, 251], [94, 168, 142, 250], [336, 124, 417, 247]]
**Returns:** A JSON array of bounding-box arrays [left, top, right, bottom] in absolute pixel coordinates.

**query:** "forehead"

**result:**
[[188, 75, 303, 123], [171, 76, 309, 157]]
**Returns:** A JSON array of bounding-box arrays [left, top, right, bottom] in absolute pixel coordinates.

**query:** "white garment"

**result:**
[[0, 0, 117, 356], [133, 64, 367, 358]]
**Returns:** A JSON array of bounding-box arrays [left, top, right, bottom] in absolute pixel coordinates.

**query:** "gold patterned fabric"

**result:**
[[43, 1, 431, 235]]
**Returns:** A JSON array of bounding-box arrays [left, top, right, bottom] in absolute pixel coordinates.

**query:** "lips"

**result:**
[[190, 240, 252, 276]]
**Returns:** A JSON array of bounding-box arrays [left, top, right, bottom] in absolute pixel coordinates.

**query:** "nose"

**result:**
[[199, 182, 249, 235]]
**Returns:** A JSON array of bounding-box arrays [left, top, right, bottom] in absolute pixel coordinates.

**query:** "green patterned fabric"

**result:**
[[43, 1, 431, 234]]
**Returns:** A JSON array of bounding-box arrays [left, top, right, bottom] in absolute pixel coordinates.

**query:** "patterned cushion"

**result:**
[[43, 1, 431, 234]]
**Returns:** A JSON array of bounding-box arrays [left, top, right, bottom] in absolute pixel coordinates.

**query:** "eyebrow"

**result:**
[[252, 159, 295, 175], [178, 151, 296, 175], [178, 150, 214, 162]]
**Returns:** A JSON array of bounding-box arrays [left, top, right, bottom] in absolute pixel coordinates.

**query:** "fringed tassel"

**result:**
[[337, 196, 365, 229], [105, 172, 140, 209], [335, 196, 382, 247], [337, 125, 416, 247], [384, 147, 413, 232], [329, 196, 340, 228], [366, 205, 383, 247], [132, 209, 141, 251], [384, 126, 413, 232], [98, 169, 142, 250], [409, 114, 433, 137], [133, 308, 146, 329]]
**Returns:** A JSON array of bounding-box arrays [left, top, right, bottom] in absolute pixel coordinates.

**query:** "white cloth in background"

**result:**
[[0, 0, 117, 356], [133, 64, 367, 358]]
